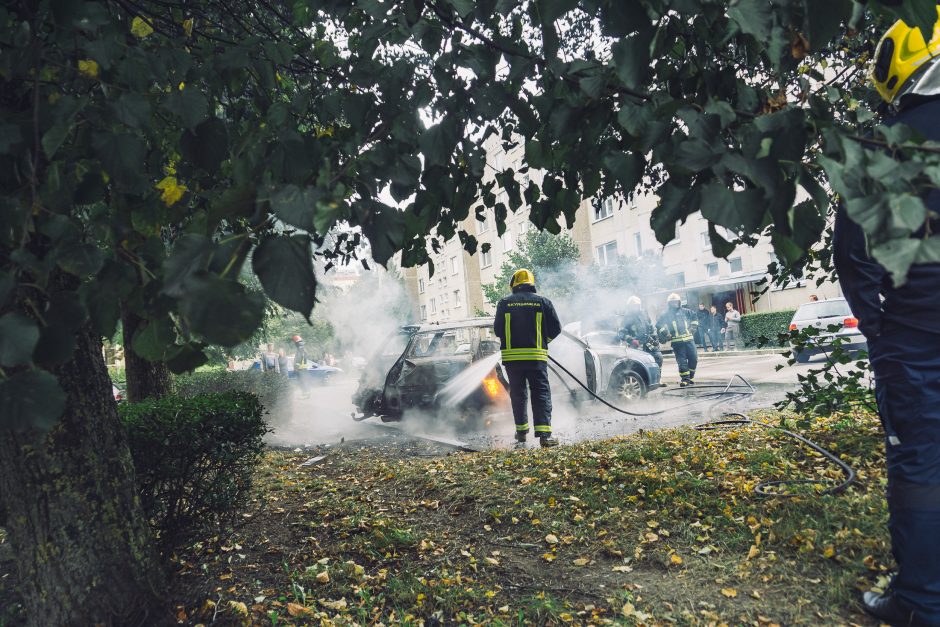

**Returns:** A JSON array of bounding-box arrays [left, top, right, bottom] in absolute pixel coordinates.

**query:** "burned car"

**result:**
[[353, 318, 506, 421], [353, 317, 663, 422]]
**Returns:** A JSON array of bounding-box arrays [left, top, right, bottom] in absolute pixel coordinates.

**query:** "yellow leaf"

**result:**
[[319, 598, 347, 611], [573, 557, 589, 566], [621, 602, 636, 617], [287, 602, 312, 617], [822, 546, 835, 559], [77, 59, 99, 79], [545, 534, 559, 545], [154, 176, 187, 207], [541, 552, 556, 562], [484, 557, 499, 566], [670, 553, 683, 565], [315, 571, 330, 584], [720, 587, 738, 598], [747, 545, 760, 560], [183, 18, 194, 37], [612, 565, 633, 573], [228, 600, 248, 616], [131, 16, 154, 38], [498, 605, 510, 613]]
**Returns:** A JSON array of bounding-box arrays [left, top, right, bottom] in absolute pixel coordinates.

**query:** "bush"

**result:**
[[739, 310, 796, 348], [120, 391, 269, 547], [173, 367, 292, 424]]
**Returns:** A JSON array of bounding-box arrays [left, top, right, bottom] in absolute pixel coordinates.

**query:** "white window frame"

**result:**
[[450, 256, 458, 275], [420, 305, 427, 320], [700, 232, 711, 251], [593, 198, 614, 222], [418, 278, 425, 294], [453, 289, 461, 306], [502, 229, 514, 251], [595, 240, 618, 266], [705, 262, 719, 278], [430, 297, 437, 313], [480, 248, 492, 268], [729, 257, 743, 274]]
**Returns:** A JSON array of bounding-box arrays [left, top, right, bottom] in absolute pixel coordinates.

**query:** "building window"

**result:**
[[729, 257, 743, 274], [430, 298, 437, 313], [502, 230, 514, 251], [450, 256, 458, 274], [418, 278, 425, 294], [665, 235, 680, 247], [700, 232, 711, 251], [481, 248, 492, 268], [420, 305, 427, 320], [593, 198, 614, 222], [441, 292, 448, 305], [595, 240, 618, 266], [453, 289, 461, 306], [667, 272, 686, 288], [705, 262, 719, 278], [634, 232, 643, 257], [477, 210, 492, 233]]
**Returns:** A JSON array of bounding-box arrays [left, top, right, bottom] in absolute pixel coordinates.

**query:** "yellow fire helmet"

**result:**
[[871, 8, 940, 104], [509, 268, 535, 288], [667, 292, 681, 303]]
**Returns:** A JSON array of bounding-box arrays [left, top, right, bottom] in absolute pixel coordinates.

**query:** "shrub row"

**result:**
[[739, 310, 796, 348], [173, 367, 292, 423], [120, 391, 268, 548]]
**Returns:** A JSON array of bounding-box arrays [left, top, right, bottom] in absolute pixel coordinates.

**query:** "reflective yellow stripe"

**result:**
[[501, 348, 549, 361], [504, 312, 512, 349], [536, 311, 543, 349], [515, 424, 530, 432], [534, 425, 552, 433]]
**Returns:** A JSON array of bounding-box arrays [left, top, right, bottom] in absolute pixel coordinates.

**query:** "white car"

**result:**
[[788, 298, 868, 363]]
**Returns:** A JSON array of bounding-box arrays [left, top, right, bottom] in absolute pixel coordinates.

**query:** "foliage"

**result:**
[[776, 326, 875, 417], [483, 230, 581, 305], [173, 367, 292, 425], [739, 310, 796, 348], [119, 391, 268, 547], [2, 0, 936, 429]]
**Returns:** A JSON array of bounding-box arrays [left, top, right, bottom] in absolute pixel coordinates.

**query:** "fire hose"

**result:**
[[544, 355, 857, 497]]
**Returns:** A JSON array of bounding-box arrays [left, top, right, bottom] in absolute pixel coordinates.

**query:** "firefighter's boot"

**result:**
[[539, 435, 559, 448]]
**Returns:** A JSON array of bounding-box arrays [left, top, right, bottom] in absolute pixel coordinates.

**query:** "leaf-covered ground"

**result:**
[[161, 411, 890, 626]]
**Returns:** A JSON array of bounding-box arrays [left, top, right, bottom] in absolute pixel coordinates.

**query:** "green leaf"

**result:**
[[165, 343, 208, 374], [270, 185, 322, 232], [132, 317, 178, 361], [41, 124, 71, 159], [0, 313, 40, 367], [805, 0, 852, 50], [178, 276, 265, 347], [0, 123, 22, 153], [420, 118, 458, 166], [180, 117, 228, 173], [55, 241, 105, 277], [699, 183, 766, 233], [0, 370, 66, 432], [602, 152, 644, 194], [884, 0, 939, 44], [888, 193, 927, 232], [92, 132, 146, 188], [251, 234, 316, 318], [162, 234, 212, 297], [163, 86, 209, 130], [672, 138, 718, 173], [728, 0, 772, 40], [611, 33, 652, 87], [111, 94, 152, 128], [872, 237, 921, 287]]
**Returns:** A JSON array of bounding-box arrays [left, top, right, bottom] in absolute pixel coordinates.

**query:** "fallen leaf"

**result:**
[[747, 545, 760, 560], [670, 553, 683, 565], [228, 600, 248, 616], [541, 552, 556, 562], [612, 565, 633, 573], [484, 557, 499, 566], [287, 602, 312, 617], [316, 571, 330, 584], [721, 587, 738, 598], [573, 557, 589, 566], [320, 598, 348, 611], [545, 534, 559, 545]]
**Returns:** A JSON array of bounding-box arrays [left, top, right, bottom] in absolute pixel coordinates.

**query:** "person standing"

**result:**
[[494, 269, 562, 448], [724, 302, 741, 351], [707, 305, 725, 352], [261, 343, 280, 373], [836, 16, 940, 625], [696, 303, 711, 351], [619, 295, 663, 368], [657, 293, 698, 387], [292, 335, 311, 398]]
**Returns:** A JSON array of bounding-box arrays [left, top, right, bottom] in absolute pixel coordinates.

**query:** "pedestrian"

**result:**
[[707, 305, 725, 352], [619, 295, 663, 368], [696, 303, 711, 351], [494, 268, 562, 448], [656, 293, 698, 387], [836, 17, 940, 625], [809, 294, 819, 302], [261, 342, 280, 373], [292, 335, 311, 398], [724, 302, 741, 350], [277, 348, 292, 378]]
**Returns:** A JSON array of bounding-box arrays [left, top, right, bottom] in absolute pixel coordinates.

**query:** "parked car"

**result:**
[[352, 317, 663, 422], [293, 362, 343, 384], [788, 298, 869, 363]]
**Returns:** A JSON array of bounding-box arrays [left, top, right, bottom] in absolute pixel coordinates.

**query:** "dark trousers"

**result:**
[[505, 364, 553, 436], [693, 327, 705, 349], [672, 340, 698, 383], [872, 324, 940, 622], [707, 328, 723, 351]]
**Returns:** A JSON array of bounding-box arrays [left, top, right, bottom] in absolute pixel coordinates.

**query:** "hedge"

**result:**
[[120, 391, 268, 548], [173, 367, 292, 425], [739, 310, 796, 348]]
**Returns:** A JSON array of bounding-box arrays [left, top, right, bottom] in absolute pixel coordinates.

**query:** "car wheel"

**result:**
[[610, 369, 647, 402]]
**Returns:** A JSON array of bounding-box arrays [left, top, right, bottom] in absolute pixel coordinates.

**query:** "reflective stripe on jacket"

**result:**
[[494, 286, 562, 363], [656, 307, 697, 344]]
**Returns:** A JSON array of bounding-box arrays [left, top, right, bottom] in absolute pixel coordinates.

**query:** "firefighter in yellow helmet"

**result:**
[[656, 293, 698, 387], [618, 295, 663, 368], [494, 269, 562, 447], [837, 10, 940, 625]]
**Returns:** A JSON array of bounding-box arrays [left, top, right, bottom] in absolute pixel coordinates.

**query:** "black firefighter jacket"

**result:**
[[657, 306, 698, 344], [494, 285, 562, 366]]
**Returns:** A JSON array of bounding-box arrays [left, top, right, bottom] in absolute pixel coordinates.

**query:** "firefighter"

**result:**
[[836, 14, 940, 625], [656, 293, 698, 387], [619, 296, 663, 368], [494, 269, 562, 448]]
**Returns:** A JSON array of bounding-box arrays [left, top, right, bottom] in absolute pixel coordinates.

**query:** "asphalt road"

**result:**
[[269, 351, 869, 451]]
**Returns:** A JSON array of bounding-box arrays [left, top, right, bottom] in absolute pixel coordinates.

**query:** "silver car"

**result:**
[[788, 298, 868, 363]]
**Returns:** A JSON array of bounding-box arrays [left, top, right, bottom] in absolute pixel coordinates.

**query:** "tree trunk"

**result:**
[[121, 306, 172, 403], [0, 321, 166, 625]]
